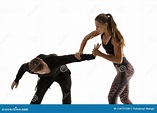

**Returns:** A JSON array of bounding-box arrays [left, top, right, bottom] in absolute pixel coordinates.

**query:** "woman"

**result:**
[[75, 13, 134, 104]]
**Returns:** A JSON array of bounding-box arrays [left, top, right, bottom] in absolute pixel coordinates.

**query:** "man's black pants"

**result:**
[[30, 72, 71, 104]]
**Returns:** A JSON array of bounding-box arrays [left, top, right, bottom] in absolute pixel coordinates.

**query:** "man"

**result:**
[[11, 53, 95, 104]]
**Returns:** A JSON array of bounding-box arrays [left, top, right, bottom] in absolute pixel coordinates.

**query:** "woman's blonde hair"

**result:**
[[95, 13, 125, 47]]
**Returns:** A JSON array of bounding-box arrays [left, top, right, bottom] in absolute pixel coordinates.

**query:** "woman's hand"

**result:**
[[11, 81, 19, 90], [74, 52, 83, 60], [92, 43, 102, 56]]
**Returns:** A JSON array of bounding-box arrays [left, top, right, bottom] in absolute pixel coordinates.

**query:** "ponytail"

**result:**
[[106, 13, 125, 47]]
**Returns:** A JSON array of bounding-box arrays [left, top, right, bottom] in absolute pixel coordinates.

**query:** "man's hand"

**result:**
[[92, 43, 102, 56], [11, 81, 18, 90]]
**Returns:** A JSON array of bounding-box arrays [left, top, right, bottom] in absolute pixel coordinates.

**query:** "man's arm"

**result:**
[[11, 63, 30, 90], [14, 63, 30, 83], [47, 54, 95, 68]]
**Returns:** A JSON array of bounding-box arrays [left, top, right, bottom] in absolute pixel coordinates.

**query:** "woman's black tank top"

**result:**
[[101, 33, 114, 54]]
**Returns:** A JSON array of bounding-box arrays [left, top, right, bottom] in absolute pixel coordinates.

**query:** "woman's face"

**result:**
[[95, 21, 108, 34]]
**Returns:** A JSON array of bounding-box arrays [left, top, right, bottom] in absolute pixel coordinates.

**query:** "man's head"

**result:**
[[28, 57, 44, 73]]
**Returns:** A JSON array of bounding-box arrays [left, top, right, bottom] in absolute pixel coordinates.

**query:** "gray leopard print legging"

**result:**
[[108, 57, 134, 104]]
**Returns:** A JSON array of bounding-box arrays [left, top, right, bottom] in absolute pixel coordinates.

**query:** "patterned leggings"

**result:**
[[108, 57, 134, 104]]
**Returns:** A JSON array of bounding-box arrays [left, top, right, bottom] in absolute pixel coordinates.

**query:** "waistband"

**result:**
[[113, 57, 129, 66]]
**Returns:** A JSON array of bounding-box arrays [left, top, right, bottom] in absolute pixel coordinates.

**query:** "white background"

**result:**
[[0, 0, 157, 104]]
